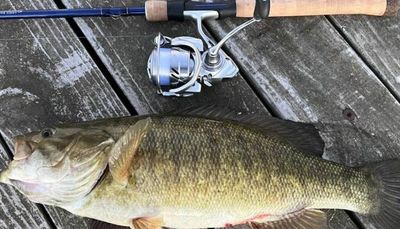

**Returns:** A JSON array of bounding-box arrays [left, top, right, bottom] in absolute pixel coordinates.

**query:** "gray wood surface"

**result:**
[[208, 16, 400, 229], [0, 0, 129, 228], [62, 1, 355, 228], [328, 13, 400, 228], [61, 0, 267, 116], [0, 143, 52, 229], [1, 0, 397, 228], [330, 14, 400, 100]]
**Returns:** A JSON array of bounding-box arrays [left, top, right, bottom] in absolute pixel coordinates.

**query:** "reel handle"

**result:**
[[145, 0, 399, 21]]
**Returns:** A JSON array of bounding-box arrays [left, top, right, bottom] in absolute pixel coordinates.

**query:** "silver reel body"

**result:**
[[148, 34, 238, 97], [147, 11, 258, 97]]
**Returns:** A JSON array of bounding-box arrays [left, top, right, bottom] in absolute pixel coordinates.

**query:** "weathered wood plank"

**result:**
[[326, 210, 357, 229], [328, 13, 400, 228], [62, 0, 267, 116], [329, 14, 400, 100], [0, 143, 52, 229], [63, 1, 355, 228], [208, 16, 400, 228], [0, 0, 129, 228], [61, 0, 274, 228]]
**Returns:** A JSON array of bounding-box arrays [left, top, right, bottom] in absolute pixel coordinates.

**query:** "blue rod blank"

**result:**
[[0, 7, 145, 20]]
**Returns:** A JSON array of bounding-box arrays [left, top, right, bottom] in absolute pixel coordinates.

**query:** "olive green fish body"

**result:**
[[70, 116, 377, 228], [2, 114, 399, 229]]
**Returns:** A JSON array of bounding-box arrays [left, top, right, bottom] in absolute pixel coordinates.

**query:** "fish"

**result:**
[[0, 107, 399, 229]]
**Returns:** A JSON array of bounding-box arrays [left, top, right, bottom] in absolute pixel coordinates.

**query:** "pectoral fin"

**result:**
[[250, 209, 327, 229], [131, 217, 163, 229], [109, 118, 152, 186]]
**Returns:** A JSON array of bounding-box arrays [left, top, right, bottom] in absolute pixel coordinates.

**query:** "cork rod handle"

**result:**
[[237, 0, 399, 17], [145, 0, 168, 21], [145, 0, 400, 21]]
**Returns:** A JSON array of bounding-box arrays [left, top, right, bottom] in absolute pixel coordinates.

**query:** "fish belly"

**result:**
[[77, 116, 376, 228]]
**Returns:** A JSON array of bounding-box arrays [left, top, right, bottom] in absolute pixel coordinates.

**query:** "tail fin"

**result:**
[[364, 160, 400, 228]]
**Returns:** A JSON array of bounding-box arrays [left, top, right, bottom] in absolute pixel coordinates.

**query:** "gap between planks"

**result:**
[[325, 16, 400, 104], [53, 0, 138, 116], [49, 4, 280, 229], [202, 20, 362, 229], [48, 1, 361, 228], [203, 21, 282, 118]]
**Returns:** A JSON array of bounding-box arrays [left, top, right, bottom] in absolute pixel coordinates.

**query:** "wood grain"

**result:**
[[328, 13, 400, 228], [63, 0, 357, 228], [207, 16, 400, 229], [269, 0, 387, 17], [61, 0, 277, 228], [62, 0, 267, 116], [329, 14, 400, 103], [0, 0, 129, 228]]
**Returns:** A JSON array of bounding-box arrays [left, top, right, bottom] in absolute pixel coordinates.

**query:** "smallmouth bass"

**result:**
[[0, 110, 399, 229]]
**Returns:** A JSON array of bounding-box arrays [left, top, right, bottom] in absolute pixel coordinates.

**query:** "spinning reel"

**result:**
[[147, 11, 259, 97], [1, 0, 395, 97]]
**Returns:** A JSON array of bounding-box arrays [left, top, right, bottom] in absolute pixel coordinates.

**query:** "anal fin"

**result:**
[[109, 118, 152, 186], [131, 217, 163, 229], [249, 209, 327, 229]]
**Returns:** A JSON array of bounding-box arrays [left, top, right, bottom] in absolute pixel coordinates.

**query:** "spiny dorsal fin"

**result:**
[[108, 118, 152, 186], [173, 106, 324, 157], [251, 209, 327, 229]]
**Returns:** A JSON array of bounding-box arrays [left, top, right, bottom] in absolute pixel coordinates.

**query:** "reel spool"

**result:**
[[148, 35, 203, 97], [147, 11, 258, 97]]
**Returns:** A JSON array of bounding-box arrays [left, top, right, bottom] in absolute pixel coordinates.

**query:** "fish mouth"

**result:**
[[13, 136, 38, 161]]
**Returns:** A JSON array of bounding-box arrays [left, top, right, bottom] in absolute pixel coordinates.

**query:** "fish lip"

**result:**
[[12, 131, 41, 144], [11, 134, 23, 145], [13, 137, 37, 161]]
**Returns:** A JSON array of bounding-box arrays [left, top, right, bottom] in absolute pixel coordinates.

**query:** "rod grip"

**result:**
[[236, 0, 399, 17], [145, 0, 168, 21], [145, 0, 399, 21]]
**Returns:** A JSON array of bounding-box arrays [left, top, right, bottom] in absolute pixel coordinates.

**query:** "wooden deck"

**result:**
[[0, 0, 399, 228]]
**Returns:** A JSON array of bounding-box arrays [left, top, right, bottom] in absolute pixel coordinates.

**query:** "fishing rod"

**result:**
[[1, 0, 398, 96]]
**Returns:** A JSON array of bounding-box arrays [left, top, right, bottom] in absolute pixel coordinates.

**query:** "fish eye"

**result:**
[[41, 128, 54, 138]]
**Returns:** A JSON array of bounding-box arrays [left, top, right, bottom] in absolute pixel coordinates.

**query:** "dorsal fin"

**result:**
[[108, 118, 152, 186], [172, 106, 324, 157]]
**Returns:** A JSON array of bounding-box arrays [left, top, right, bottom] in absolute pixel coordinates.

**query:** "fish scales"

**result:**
[[77, 116, 377, 227], [2, 114, 398, 229]]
